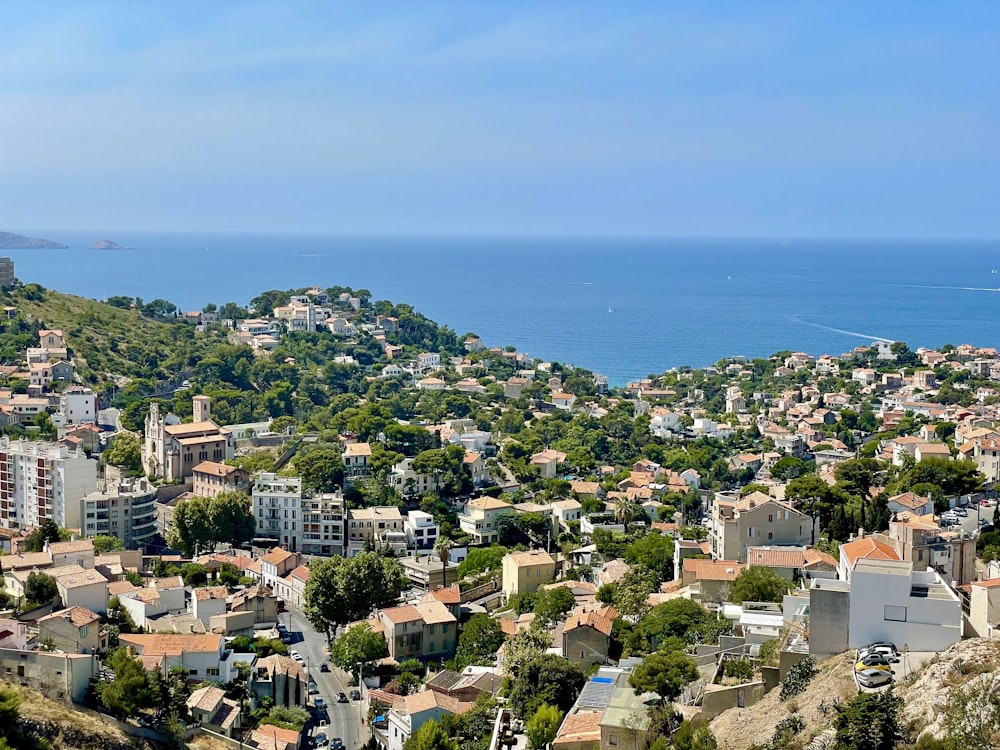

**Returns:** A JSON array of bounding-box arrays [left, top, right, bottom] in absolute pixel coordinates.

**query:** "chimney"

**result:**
[[857, 527, 866, 540]]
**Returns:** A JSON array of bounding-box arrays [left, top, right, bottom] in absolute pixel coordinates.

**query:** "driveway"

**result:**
[[286, 609, 364, 750]]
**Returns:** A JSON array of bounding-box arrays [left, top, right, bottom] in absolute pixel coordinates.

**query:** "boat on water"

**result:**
[[608, 305, 614, 313]]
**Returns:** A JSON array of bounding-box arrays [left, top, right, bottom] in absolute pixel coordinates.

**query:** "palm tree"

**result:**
[[434, 537, 451, 589], [614, 497, 639, 528]]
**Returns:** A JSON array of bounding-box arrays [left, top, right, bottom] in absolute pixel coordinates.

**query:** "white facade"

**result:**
[[404, 510, 440, 552], [80, 477, 158, 548], [0, 438, 98, 531], [253, 473, 302, 552], [846, 558, 961, 651], [300, 492, 346, 557], [60, 387, 98, 426]]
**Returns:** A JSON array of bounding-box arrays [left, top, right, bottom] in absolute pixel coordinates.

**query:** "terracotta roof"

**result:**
[[54, 567, 108, 589], [47, 540, 94, 555], [380, 605, 423, 625], [210, 699, 241, 730], [840, 537, 900, 568], [151, 576, 185, 589], [414, 600, 457, 625], [288, 565, 310, 583], [344, 442, 372, 456], [119, 633, 222, 656], [257, 654, 306, 681], [746, 547, 806, 569], [194, 586, 229, 601], [888, 492, 932, 510], [971, 578, 1000, 589], [401, 689, 471, 716], [552, 498, 584, 510], [683, 559, 744, 582], [553, 711, 604, 745], [187, 684, 226, 712], [163, 420, 224, 437], [428, 584, 461, 605], [563, 605, 617, 636], [249, 725, 300, 750], [802, 549, 839, 569], [192, 461, 242, 477], [506, 550, 554, 567], [0, 551, 53, 570], [261, 548, 296, 566], [464, 497, 510, 511], [38, 605, 100, 628], [108, 580, 138, 596]]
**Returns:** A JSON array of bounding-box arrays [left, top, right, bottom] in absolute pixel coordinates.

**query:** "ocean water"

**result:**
[[5, 233, 999, 385]]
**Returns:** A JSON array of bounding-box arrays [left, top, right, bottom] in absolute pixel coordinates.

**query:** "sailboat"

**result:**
[[608, 305, 614, 313]]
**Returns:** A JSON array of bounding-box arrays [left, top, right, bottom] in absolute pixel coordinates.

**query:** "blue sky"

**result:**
[[2, 2, 998, 237]]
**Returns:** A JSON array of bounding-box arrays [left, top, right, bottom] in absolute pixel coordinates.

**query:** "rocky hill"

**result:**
[[0, 231, 68, 249], [89, 239, 132, 250]]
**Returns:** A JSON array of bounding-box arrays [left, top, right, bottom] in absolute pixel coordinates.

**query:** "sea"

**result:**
[[5, 233, 999, 386]]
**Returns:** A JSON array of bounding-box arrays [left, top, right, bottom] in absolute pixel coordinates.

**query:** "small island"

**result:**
[[0, 231, 68, 249], [89, 239, 133, 250]]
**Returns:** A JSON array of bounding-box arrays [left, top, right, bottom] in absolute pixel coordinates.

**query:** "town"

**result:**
[[3, 261, 1000, 750]]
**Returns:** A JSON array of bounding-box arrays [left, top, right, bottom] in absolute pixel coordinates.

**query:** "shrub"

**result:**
[[779, 657, 817, 701], [770, 715, 805, 748], [722, 659, 754, 682]]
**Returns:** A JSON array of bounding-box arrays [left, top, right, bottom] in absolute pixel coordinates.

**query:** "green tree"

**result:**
[[25, 518, 62, 552], [637, 599, 710, 651], [623, 532, 674, 583], [304, 552, 406, 638], [24, 572, 58, 607], [404, 719, 459, 750], [209, 491, 256, 549], [98, 647, 158, 718], [104, 432, 142, 472], [167, 495, 214, 556], [729, 567, 791, 604], [454, 614, 505, 670], [770, 456, 809, 481], [508, 654, 586, 719], [628, 650, 699, 704], [526, 704, 564, 750], [167, 492, 255, 555], [832, 688, 906, 750], [503, 625, 553, 677], [330, 622, 387, 676], [533, 586, 576, 627], [91, 534, 124, 554], [613, 566, 660, 618], [671, 720, 719, 750], [457, 545, 507, 578], [293, 446, 346, 493]]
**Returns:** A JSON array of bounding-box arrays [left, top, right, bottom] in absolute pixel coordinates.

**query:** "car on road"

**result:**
[[281, 633, 292, 644], [337, 692, 349, 703], [855, 656, 892, 673], [309, 682, 319, 695], [331, 739, 344, 750], [350, 690, 361, 701], [320, 663, 330, 672], [312, 732, 328, 748], [313, 697, 326, 710], [858, 668, 894, 688], [954, 507, 969, 516], [290, 650, 303, 662]]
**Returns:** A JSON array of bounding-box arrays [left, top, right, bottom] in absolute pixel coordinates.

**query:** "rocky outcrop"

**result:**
[[0, 231, 68, 249]]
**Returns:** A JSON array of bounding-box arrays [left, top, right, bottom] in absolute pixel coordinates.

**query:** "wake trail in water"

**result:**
[[888, 283, 1000, 293], [787, 316, 895, 343]]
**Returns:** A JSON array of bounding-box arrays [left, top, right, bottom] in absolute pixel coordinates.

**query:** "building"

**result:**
[[192, 586, 229, 627], [458, 497, 512, 546], [967, 579, 1000, 638], [0, 437, 98, 531], [374, 599, 458, 662], [142, 398, 234, 481], [342, 442, 373, 485], [838, 535, 901, 582], [253, 654, 308, 708], [37, 606, 107, 655], [253, 473, 302, 551], [186, 685, 242, 738], [399, 555, 459, 591], [404, 510, 440, 552], [192, 461, 250, 499], [808, 559, 962, 657], [347, 506, 405, 557], [300, 492, 346, 557], [708, 492, 816, 563], [878, 516, 977, 586], [0, 649, 96, 702], [259, 548, 302, 593], [119, 633, 229, 682], [0, 257, 14, 288], [59, 387, 97, 426], [386, 690, 470, 750], [562, 606, 617, 670], [502, 550, 556, 598], [80, 476, 158, 548], [530, 449, 566, 479]]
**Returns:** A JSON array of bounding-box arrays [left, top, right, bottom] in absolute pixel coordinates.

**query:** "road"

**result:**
[[287, 609, 365, 750]]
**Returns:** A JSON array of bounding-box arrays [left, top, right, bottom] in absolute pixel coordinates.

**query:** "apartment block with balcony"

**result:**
[[347, 506, 406, 556], [253, 473, 302, 552], [300, 492, 346, 557], [708, 491, 816, 563], [342, 441, 373, 486], [80, 477, 158, 549], [0, 437, 98, 532], [192, 461, 250, 499], [404, 510, 439, 552], [458, 497, 512, 546]]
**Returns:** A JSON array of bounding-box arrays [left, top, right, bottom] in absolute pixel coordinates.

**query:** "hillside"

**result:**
[[3, 284, 208, 386], [0, 231, 68, 249], [0, 679, 156, 750]]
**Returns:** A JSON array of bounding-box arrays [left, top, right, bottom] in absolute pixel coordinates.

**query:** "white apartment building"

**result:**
[[0, 438, 98, 531], [253, 473, 302, 552], [300, 492, 346, 558], [347, 506, 406, 557], [59, 387, 98, 426], [80, 477, 158, 549], [404, 510, 439, 552]]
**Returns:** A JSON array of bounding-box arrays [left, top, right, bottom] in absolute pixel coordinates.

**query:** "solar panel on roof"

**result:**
[[591, 677, 613, 684]]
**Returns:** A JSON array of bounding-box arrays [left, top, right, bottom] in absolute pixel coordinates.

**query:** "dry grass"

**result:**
[[188, 735, 236, 750], [709, 653, 858, 750]]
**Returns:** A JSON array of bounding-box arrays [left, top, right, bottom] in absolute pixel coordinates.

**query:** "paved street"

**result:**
[[286, 609, 365, 750]]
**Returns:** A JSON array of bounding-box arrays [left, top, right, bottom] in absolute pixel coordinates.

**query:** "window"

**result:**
[[429, 624, 436, 635], [207, 668, 220, 677], [80, 625, 88, 637], [609, 735, 618, 746], [768, 514, 773, 523], [885, 605, 907, 622], [768, 532, 773, 540]]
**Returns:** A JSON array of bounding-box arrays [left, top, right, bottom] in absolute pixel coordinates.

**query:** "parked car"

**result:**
[[314, 698, 327, 710], [320, 663, 330, 672], [331, 739, 344, 750], [337, 692, 349, 703], [290, 650, 303, 662], [350, 690, 361, 701], [860, 645, 899, 662], [309, 682, 319, 695], [954, 507, 969, 516], [857, 668, 894, 688], [313, 733, 328, 748], [855, 656, 892, 673]]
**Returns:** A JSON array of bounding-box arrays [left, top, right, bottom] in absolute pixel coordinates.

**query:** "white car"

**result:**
[[290, 650, 304, 662], [858, 668, 894, 688]]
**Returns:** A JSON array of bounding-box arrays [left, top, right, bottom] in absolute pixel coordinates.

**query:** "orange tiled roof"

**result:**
[[841, 537, 900, 567]]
